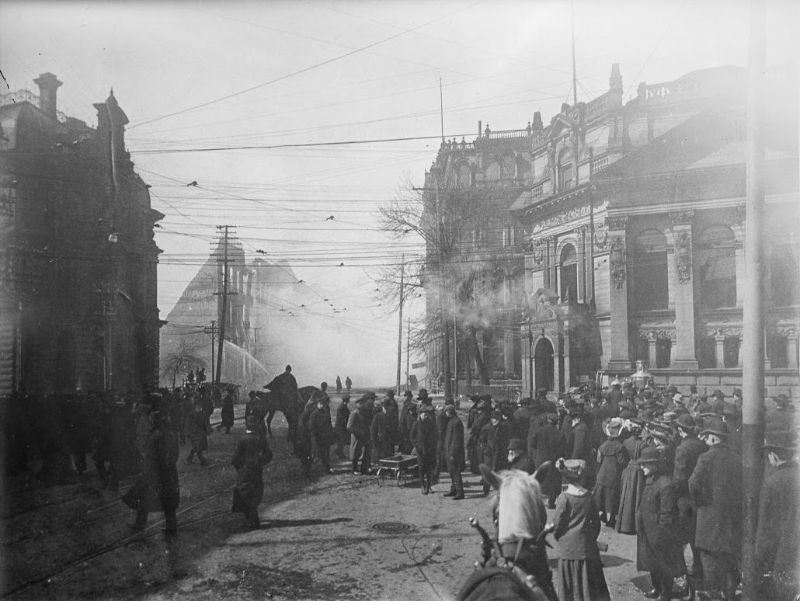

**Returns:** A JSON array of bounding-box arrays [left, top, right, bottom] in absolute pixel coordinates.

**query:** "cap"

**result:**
[[675, 414, 696, 429], [639, 446, 663, 464], [404, 390, 413, 398], [507, 438, 526, 452]]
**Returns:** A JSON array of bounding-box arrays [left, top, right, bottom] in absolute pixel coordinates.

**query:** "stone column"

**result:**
[[548, 237, 558, 291], [543, 238, 552, 289], [607, 216, 631, 371], [563, 323, 571, 390], [669, 211, 699, 369], [787, 331, 799, 369], [577, 226, 586, 303], [648, 332, 658, 369], [715, 331, 726, 368], [732, 222, 746, 307]]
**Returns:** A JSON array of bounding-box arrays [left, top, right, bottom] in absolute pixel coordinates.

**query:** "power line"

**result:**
[[128, 3, 483, 131]]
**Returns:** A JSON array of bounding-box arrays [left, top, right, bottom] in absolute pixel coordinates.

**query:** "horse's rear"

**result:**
[[457, 567, 545, 601]]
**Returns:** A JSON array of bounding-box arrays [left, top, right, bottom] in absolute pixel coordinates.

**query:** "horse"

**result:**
[[256, 385, 323, 440], [457, 464, 558, 601]]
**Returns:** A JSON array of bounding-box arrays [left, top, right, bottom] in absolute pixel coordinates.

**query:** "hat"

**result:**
[[712, 389, 725, 400], [245, 414, 261, 430], [604, 417, 624, 438], [419, 403, 435, 413], [699, 418, 729, 438], [558, 459, 586, 481], [732, 388, 742, 397], [675, 414, 695, 429], [403, 390, 413, 399], [639, 446, 663, 464], [417, 388, 429, 400], [508, 438, 526, 452], [667, 385, 678, 395], [672, 393, 683, 403], [490, 410, 503, 420], [763, 430, 797, 452], [546, 413, 559, 425], [341, 395, 350, 402]]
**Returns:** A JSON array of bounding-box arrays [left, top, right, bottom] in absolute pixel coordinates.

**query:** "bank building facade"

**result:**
[[424, 64, 799, 399]]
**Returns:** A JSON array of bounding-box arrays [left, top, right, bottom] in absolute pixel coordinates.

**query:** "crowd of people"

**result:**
[[3, 375, 797, 599]]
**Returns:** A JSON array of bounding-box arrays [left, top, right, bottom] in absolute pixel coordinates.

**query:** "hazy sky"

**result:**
[[1, 0, 796, 385]]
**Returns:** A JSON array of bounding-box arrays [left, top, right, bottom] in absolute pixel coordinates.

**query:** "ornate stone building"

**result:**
[[424, 64, 799, 398], [0, 74, 163, 395]]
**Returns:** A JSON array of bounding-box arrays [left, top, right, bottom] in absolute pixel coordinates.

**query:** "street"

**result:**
[[2, 398, 644, 601]]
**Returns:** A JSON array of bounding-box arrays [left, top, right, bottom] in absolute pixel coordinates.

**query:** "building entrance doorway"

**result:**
[[534, 337, 554, 392]]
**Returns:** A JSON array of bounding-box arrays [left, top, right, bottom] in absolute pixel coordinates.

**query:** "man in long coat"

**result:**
[[410, 404, 438, 494], [398, 391, 416, 454], [347, 396, 372, 474], [443, 402, 465, 500], [478, 410, 509, 495], [671, 413, 706, 575], [755, 431, 799, 601], [527, 413, 566, 508], [123, 411, 180, 534], [688, 420, 742, 601], [636, 447, 685, 601], [334, 395, 350, 459], [232, 415, 272, 528], [309, 397, 335, 474], [370, 399, 392, 466]]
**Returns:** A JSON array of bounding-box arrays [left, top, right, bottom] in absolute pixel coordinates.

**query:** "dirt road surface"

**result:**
[[3, 398, 646, 601]]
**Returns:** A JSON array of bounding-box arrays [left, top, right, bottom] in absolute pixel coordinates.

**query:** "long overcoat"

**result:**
[[122, 425, 180, 513], [636, 473, 685, 576], [688, 443, 742, 553], [755, 461, 799, 583], [672, 435, 707, 543], [232, 431, 271, 514], [444, 413, 465, 472], [616, 436, 647, 535]]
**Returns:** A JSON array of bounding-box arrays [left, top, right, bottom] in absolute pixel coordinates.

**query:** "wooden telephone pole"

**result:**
[[214, 225, 236, 387]]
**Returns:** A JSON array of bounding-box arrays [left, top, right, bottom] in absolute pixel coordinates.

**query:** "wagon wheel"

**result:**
[[376, 467, 384, 486]]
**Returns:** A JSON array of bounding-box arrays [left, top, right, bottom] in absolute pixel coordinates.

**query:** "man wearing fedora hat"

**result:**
[[410, 404, 438, 494], [755, 431, 798, 601], [636, 447, 685, 601], [689, 418, 742, 601], [672, 413, 706, 577]]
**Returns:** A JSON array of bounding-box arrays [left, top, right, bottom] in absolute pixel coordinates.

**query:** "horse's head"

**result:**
[[480, 465, 546, 545]]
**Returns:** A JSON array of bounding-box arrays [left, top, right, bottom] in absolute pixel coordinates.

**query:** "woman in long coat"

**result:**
[[549, 459, 610, 601], [616, 420, 648, 534], [232, 415, 272, 528], [635, 447, 685, 601]]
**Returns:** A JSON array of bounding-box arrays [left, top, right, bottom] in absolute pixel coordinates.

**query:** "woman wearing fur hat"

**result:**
[[547, 458, 610, 601], [635, 447, 686, 601]]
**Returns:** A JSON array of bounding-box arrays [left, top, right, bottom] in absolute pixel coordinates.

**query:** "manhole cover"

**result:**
[[372, 521, 413, 532]]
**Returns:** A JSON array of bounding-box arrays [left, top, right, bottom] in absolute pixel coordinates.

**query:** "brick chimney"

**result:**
[[33, 72, 62, 119]]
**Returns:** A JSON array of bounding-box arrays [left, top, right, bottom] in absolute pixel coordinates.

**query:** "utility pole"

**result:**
[[435, 177, 452, 400], [453, 296, 458, 398], [741, 0, 766, 598], [439, 77, 445, 143], [203, 320, 218, 381], [214, 225, 234, 387], [396, 254, 404, 395], [406, 314, 410, 390]]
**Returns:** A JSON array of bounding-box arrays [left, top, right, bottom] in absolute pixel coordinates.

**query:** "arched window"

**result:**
[[696, 225, 737, 309], [770, 244, 800, 306], [631, 229, 668, 311], [559, 244, 578, 303], [557, 149, 573, 191]]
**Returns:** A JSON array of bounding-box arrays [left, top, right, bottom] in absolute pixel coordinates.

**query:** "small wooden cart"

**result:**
[[376, 454, 418, 487]]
